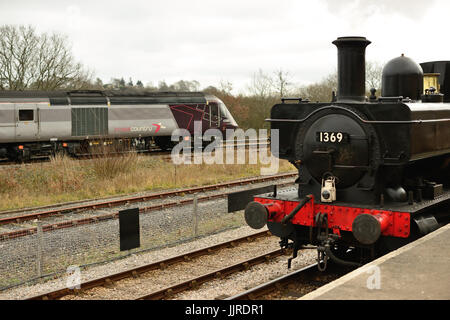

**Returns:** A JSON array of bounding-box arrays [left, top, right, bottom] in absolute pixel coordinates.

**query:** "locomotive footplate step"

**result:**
[[300, 223, 450, 300]]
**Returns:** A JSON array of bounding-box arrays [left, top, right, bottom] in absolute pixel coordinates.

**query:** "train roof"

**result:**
[[0, 90, 209, 105], [0, 89, 207, 98]]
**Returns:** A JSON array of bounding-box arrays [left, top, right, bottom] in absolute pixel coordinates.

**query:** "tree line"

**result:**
[[0, 25, 383, 129]]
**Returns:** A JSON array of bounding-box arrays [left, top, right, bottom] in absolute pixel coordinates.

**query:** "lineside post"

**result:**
[[193, 195, 198, 237], [36, 221, 43, 278]]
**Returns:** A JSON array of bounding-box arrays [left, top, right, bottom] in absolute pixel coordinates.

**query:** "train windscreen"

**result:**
[[218, 101, 238, 127]]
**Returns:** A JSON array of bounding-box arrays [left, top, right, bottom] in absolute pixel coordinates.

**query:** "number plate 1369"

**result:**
[[316, 131, 348, 143]]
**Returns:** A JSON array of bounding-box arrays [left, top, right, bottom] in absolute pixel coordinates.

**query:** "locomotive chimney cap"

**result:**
[[332, 36, 371, 46]]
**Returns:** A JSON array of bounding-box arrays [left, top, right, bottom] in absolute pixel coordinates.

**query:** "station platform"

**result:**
[[301, 223, 450, 300]]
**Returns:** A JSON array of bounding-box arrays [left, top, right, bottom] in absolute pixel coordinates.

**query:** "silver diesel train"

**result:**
[[0, 90, 238, 161]]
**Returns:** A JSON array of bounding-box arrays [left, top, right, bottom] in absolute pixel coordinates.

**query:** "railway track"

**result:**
[[226, 262, 353, 300], [0, 148, 165, 168], [0, 139, 269, 168], [27, 230, 274, 300], [136, 248, 289, 300], [22, 227, 350, 301], [0, 170, 287, 218], [0, 173, 296, 242]]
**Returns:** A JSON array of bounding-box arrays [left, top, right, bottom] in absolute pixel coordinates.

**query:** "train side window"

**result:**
[[203, 104, 210, 120], [210, 103, 218, 118], [19, 110, 34, 121]]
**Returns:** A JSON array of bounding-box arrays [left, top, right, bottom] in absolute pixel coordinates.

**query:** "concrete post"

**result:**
[[193, 195, 198, 237], [36, 221, 43, 278]]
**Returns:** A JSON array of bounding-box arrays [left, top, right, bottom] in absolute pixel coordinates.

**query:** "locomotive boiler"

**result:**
[[237, 37, 450, 270]]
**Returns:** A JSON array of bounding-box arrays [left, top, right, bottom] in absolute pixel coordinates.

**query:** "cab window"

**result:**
[[210, 103, 218, 118], [203, 104, 210, 121], [19, 110, 34, 121]]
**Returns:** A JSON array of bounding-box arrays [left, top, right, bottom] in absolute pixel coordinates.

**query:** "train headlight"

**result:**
[[321, 176, 336, 203]]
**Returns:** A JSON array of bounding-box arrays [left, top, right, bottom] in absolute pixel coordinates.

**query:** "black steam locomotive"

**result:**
[[237, 37, 450, 270]]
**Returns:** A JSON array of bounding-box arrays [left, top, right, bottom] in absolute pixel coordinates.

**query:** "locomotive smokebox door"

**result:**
[[119, 208, 140, 251]]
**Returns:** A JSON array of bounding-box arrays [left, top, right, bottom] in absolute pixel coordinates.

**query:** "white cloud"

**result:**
[[0, 0, 449, 92]]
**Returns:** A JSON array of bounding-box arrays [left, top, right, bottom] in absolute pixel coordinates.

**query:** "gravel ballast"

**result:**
[[0, 181, 297, 289], [0, 225, 316, 300]]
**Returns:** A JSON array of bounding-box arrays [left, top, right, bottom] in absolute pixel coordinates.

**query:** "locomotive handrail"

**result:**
[[281, 97, 310, 103], [265, 105, 450, 124]]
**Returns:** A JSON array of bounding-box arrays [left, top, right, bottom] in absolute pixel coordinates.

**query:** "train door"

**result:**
[[15, 104, 40, 141], [208, 102, 221, 128]]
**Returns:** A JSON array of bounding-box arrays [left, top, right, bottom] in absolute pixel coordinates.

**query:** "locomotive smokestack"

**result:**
[[332, 36, 371, 102]]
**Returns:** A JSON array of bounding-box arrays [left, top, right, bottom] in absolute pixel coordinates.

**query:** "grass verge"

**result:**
[[0, 152, 295, 211]]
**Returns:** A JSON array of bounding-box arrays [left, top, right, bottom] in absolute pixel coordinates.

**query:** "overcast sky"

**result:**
[[1, 0, 449, 93]]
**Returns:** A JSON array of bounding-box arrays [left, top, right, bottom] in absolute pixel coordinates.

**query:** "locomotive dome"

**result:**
[[381, 54, 424, 100]]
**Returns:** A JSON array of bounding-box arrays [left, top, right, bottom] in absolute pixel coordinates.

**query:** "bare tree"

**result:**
[[293, 61, 382, 102], [0, 25, 92, 90], [247, 69, 273, 99], [219, 79, 233, 95], [365, 60, 383, 92], [145, 81, 158, 91], [272, 69, 291, 97], [154, 80, 201, 92], [172, 80, 200, 92], [296, 72, 337, 103]]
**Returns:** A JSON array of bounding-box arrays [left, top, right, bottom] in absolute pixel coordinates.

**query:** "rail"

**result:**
[[27, 230, 272, 300]]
